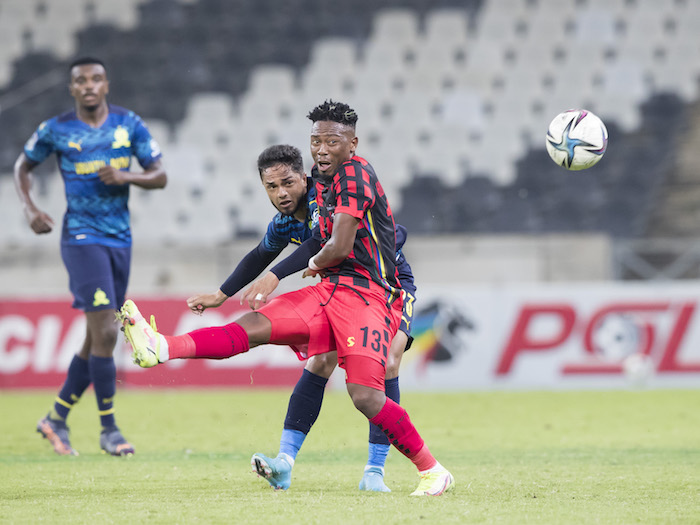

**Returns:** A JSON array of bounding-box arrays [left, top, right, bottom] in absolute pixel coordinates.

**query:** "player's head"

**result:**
[[307, 100, 358, 178], [257, 144, 308, 218], [68, 57, 109, 111]]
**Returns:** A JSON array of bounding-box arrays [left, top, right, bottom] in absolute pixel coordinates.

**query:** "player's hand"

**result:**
[[302, 267, 322, 279], [98, 165, 129, 185], [187, 290, 228, 315], [241, 272, 280, 310], [25, 206, 54, 234]]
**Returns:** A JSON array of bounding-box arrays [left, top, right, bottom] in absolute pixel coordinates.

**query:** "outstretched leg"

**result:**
[[117, 300, 274, 367]]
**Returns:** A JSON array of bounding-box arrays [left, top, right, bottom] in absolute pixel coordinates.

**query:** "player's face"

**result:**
[[261, 163, 308, 217], [69, 64, 109, 110], [310, 121, 357, 178]]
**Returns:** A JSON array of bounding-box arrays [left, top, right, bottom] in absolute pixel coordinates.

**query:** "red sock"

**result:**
[[165, 322, 250, 360], [369, 398, 437, 471]]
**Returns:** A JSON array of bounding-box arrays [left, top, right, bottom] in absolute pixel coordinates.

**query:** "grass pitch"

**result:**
[[1, 389, 699, 524]]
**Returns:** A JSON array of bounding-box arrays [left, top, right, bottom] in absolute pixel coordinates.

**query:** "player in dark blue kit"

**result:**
[[13, 57, 167, 456], [186, 144, 417, 492]]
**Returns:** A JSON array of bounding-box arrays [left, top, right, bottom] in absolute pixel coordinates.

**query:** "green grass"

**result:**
[[1, 389, 699, 524]]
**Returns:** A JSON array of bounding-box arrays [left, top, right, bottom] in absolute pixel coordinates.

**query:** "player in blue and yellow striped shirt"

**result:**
[[14, 57, 167, 456]]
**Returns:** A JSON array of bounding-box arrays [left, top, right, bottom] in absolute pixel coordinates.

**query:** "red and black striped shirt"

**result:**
[[313, 155, 400, 296]]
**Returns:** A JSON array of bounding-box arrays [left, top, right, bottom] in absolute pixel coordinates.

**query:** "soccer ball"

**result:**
[[622, 353, 654, 387], [545, 109, 608, 170]]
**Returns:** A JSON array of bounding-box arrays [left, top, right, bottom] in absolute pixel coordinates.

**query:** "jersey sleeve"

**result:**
[[333, 162, 375, 219], [395, 223, 407, 251], [270, 236, 322, 280], [23, 121, 54, 164], [220, 240, 283, 297], [131, 114, 162, 168], [396, 251, 416, 297], [394, 224, 416, 296], [262, 215, 292, 253]]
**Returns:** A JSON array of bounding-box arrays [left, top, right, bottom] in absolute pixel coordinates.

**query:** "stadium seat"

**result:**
[[176, 93, 236, 165], [368, 7, 420, 46], [439, 88, 486, 135], [411, 125, 469, 186], [182, 92, 236, 128], [88, 0, 141, 30], [238, 65, 298, 133], [300, 39, 358, 109], [423, 8, 471, 44], [592, 59, 648, 131]]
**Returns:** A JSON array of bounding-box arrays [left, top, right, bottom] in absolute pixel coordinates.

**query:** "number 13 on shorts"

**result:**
[[356, 326, 390, 358]]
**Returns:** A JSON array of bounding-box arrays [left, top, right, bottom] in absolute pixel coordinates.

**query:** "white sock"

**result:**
[[420, 461, 445, 475], [157, 334, 169, 361]]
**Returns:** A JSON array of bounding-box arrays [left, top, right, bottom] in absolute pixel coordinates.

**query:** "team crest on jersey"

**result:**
[[93, 288, 110, 307], [112, 126, 131, 149], [309, 206, 319, 229]]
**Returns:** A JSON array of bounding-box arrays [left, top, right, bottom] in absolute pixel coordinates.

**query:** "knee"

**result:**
[[348, 386, 385, 418], [305, 353, 337, 379], [93, 323, 119, 356], [236, 312, 271, 346]]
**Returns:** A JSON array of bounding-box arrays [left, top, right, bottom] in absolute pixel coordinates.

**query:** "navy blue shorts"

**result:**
[[399, 290, 416, 336], [60, 244, 131, 312]]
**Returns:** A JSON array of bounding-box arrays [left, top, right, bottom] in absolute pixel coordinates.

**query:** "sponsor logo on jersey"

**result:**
[[74, 156, 130, 174], [112, 126, 131, 149]]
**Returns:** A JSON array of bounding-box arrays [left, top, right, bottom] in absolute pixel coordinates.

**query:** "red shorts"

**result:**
[[343, 355, 386, 390], [257, 280, 402, 374]]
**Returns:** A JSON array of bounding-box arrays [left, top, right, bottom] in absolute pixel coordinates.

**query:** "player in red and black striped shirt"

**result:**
[[118, 100, 454, 496]]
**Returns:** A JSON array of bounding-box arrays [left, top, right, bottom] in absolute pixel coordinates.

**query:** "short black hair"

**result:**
[[69, 57, 106, 72], [307, 99, 358, 129], [257, 144, 304, 179]]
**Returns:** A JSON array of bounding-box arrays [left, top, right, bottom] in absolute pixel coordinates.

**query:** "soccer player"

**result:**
[[119, 100, 453, 496], [14, 57, 167, 456], [186, 143, 417, 492]]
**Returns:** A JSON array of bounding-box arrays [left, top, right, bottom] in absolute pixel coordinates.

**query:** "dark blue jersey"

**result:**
[[23, 104, 162, 247]]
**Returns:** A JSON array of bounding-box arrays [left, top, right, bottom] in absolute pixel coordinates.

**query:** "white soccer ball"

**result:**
[[622, 353, 654, 387], [545, 109, 608, 170]]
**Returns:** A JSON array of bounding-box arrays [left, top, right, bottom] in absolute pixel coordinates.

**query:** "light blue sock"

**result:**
[[367, 443, 391, 469], [279, 429, 306, 460]]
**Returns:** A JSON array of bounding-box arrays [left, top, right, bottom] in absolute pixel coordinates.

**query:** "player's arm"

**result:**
[[304, 212, 359, 276], [241, 236, 322, 310], [97, 159, 167, 189], [13, 153, 54, 234], [187, 240, 283, 314]]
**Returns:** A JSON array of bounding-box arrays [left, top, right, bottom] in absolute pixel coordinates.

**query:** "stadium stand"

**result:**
[[0, 0, 699, 253]]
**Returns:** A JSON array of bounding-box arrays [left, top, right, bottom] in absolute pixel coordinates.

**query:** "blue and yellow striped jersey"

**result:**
[[24, 104, 162, 247]]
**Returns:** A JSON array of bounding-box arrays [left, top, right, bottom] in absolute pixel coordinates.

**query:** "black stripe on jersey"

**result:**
[[338, 162, 370, 212]]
